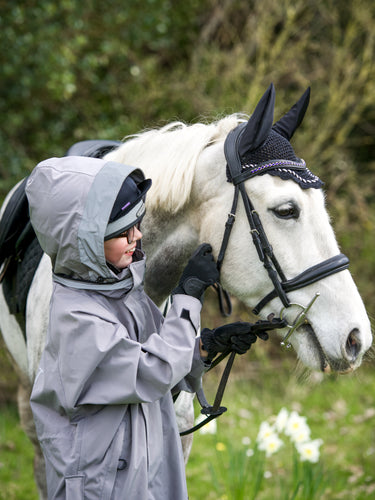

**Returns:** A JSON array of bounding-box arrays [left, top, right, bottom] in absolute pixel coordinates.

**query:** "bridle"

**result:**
[[180, 123, 350, 436], [217, 122, 350, 320]]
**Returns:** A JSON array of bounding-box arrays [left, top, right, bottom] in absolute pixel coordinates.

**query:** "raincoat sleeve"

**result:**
[[171, 337, 208, 395], [53, 294, 204, 410]]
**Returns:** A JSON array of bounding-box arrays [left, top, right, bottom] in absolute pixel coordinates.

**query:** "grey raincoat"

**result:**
[[26, 157, 206, 500]]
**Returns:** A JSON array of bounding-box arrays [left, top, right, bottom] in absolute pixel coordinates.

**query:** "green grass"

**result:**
[[0, 353, 374, 499], [0, 404, 38, 499]]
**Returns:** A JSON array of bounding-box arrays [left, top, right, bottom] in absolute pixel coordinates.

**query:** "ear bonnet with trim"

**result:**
[[226, 84, 323, 189]]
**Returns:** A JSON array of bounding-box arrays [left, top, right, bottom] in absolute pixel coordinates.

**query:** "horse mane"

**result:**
[[105, 114, 244, 213]]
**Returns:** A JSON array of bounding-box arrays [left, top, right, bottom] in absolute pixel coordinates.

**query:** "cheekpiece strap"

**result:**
[[224, 123, 246, 180]]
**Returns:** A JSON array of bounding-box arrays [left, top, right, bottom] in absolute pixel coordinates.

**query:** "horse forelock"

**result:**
[[105, 115, 243, 213]]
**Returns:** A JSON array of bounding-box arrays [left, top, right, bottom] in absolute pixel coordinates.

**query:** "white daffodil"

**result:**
[[256, 421, 276, 443], [195, 414, 217, 435], [274, 407, 289, 433], [296, 439, 323, 463], [257, 433, 284, 457], [290, 425, 311, 444], [284, 411, 310, 441]]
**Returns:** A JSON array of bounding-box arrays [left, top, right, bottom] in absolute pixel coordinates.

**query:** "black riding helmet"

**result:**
[[104, 175, 152, 241]]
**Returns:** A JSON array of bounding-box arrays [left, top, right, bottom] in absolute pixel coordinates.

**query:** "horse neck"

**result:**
[[139, 143, 231, 307], [141, 208, 200, 306], [104, 119, 237, 305]]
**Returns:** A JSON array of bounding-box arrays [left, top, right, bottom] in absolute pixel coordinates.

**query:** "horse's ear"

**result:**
[[272, 87, 310, 140], [238, 83, 275, 157]]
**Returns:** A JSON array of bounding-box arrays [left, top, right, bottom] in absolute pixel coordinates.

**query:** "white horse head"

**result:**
[[106, 85, 372, 373]]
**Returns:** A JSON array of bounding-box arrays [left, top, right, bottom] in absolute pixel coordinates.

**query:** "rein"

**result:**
[[179, 123, 350, 436], [179, 350, 235, 436]]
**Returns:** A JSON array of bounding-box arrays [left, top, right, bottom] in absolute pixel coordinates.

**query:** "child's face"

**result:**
[[104, 226, 142, 269]]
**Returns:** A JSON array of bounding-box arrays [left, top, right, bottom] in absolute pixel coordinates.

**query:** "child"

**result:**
[[26, 156, 267, 499]]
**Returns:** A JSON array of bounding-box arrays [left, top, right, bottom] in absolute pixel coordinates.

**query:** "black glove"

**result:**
[[200, 318, 285, 361], [172, 243, 220, 302]]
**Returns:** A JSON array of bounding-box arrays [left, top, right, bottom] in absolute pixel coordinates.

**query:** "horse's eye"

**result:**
[[271, 202, 300, 220]]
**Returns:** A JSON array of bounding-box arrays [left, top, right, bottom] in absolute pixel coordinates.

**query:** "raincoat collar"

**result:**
[[53, 249, 146, 293]]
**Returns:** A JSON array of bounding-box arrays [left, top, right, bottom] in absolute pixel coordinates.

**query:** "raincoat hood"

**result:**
[[26, 156, 147, 287]]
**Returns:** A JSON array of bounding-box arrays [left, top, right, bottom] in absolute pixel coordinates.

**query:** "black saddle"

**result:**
[[65, 140, 122, 158], [0, 139, 121, 330]]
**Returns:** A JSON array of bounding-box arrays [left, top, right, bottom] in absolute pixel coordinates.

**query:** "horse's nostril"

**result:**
[[345, 328, 361, 361]]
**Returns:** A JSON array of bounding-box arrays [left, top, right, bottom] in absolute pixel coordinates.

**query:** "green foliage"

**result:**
[[207, 441, 327, 500], [0, 0, 210, 188]]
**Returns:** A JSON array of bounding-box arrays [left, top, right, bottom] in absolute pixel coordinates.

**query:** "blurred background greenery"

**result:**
[[0, 1, 374, 497]]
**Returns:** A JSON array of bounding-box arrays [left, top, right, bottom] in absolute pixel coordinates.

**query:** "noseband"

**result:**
[[217, 123, 350, 317]]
